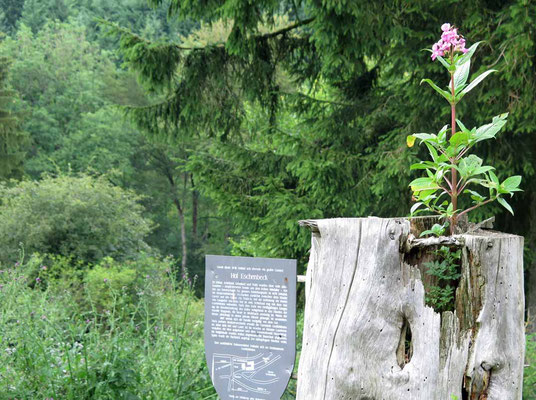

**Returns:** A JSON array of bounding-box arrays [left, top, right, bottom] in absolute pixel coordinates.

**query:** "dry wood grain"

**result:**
[[297, 217, 524, 400]]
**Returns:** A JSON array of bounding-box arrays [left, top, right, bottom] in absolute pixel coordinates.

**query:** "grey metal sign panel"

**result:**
[[205, 255, 297, 400]]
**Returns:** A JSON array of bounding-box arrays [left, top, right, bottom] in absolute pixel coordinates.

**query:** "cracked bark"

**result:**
[[296, 217, 524, 400]]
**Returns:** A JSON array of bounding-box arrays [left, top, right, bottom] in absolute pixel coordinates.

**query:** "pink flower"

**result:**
[[441, 30, 457, 44], [453, 37, 468, 53], [431, 41, 446, 60], [431, 24, 468, 60]]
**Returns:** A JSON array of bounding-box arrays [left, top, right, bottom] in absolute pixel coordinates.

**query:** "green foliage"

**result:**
[[0, 256, 214, 399], [0, 20, 116, 177], [85, 259, 137, 311], [51, 106, 142, 182], [19, 0, 71, 33], [84, 254, 176, 312], [0, 20, 226, 275], [525, 333, 536, 399], [420, 223, 447, 238], [0, 174, 153, 265], [424, 246, 462, 313], [0, 56, 27, 180], [106, 1, 536, 271], [0, 0, 25, 33]]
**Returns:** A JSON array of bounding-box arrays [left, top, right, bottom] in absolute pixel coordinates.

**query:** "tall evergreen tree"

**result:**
[[105, 1, 536, 265], [0, 56, 27, 180]]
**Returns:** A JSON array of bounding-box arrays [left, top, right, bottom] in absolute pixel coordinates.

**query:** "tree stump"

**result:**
[[296, 217, 525, 400]]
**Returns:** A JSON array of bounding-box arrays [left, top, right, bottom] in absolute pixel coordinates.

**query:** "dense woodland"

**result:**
[[0, 0, 535, 398]]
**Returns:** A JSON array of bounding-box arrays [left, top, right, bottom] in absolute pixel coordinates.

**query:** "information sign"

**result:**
[[205, 255, 296, 400]]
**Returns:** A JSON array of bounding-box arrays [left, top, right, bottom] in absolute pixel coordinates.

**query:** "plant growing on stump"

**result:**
[[423, 245, 461, 312], [407, 23, 522, 236]]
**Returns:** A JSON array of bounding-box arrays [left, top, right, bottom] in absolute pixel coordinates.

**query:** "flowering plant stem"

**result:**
[[449, 66, 457, 234], [407, 24, 522, 237]]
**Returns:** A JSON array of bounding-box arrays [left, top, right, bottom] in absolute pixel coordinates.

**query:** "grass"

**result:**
[[0, 256, 214, 399], [526, 333, 536, 400]]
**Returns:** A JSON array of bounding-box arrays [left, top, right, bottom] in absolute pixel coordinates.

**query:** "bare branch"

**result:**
[[403, 233, 465, 253]]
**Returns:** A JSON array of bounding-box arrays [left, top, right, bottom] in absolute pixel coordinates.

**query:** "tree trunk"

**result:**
[[192, 188, 198, 239], [172, 196, 187, 272], [297, 217, 525, 400], [178, 206, 187, 272]]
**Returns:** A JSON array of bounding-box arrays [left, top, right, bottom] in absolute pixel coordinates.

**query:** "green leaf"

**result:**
[[497, 197, 514, 215], [449, 131, 470, 147], [464, 189, 486, 202], [420, 78, 453, 102], [416, 188, 438, 200], [437, 125, 449, 144], [409, 177, 440, 192], [473, 166, 495, 175], [458, 154, 483, 178], [410, 202, 423, 215], [410, 161, 437, 170], [476, 178, 496, 189], [457, 41, 481, 65], [412, 133, 438, 142], [436, 55, 451, 70], [456, 119, 470, 133], [474, 113, 508, 143], [420, 223, 446, 237], [502, 175, 522, 192], [488, 170, 499, 185], [454, 59, 470, 90], [460, 69, 497, 97], [424, 142, 440, 162]]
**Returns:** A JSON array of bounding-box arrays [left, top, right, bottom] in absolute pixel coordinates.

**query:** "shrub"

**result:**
[[84, 254, 176, 312], [0, 256, 213, 399], [0, 174, 153, 264]]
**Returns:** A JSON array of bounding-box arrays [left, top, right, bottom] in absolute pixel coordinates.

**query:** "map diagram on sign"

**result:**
[[212, 352, 281, 395]]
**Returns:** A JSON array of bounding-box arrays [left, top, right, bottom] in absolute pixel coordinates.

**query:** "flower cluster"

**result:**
[[431, 23, 468, 60]]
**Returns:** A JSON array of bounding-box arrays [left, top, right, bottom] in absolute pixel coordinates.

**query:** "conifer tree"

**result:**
[[104, 1, 536, 270]]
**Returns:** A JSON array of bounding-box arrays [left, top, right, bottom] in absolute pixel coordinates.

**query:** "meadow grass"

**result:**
[[0, 257, 215, 399], [526, 333, 536, 399]]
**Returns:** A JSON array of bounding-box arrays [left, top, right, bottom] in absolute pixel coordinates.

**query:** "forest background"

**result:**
[[0, 0, 535, 398]]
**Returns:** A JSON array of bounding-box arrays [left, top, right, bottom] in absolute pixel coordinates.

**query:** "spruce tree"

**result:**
[[103, 1, 536, 265]]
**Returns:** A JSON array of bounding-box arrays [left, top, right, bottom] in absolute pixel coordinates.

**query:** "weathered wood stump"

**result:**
[[297, 217, 524, 400]]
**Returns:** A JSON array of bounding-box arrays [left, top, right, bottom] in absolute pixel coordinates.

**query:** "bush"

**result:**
[[0, 174, 153, 264], [0, 256, 213, 399], [84, 254, 177, 312]]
